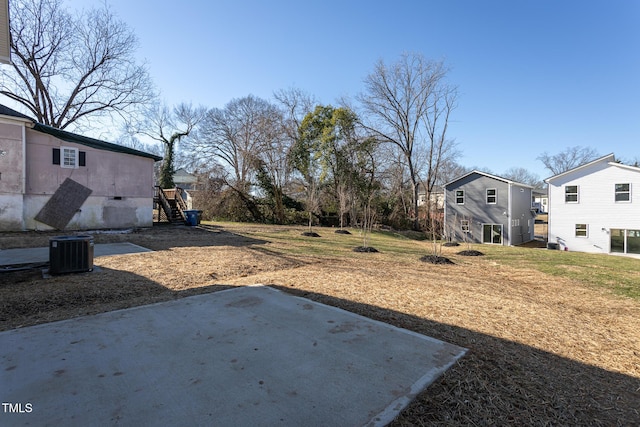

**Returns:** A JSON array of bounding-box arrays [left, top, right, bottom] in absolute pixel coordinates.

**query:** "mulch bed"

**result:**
[[442, 242, 460, 247], [457, 250, 484, 256], [352, 246, 379, 253], [301, 232, 321, 237], [419, 255, 454, 264], [335, 229, 351, 235]]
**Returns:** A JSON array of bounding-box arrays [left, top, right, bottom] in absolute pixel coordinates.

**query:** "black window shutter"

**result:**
[[79, 151, 86, 167], [53, 148, 60, 165]]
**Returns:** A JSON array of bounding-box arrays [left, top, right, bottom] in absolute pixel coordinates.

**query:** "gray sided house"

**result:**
[[444, 171, 536, 246]]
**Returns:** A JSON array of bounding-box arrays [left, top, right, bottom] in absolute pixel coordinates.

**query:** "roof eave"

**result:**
[[544, 153, 615, 183], [32, 123, 163, 162]]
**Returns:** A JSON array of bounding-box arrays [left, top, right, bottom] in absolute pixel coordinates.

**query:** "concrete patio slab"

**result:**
[[0, 285, 466, 426], [0, 242, 152, 266]]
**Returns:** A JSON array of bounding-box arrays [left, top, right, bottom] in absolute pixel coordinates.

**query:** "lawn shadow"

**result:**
[[270, 285, 640, 426], [0, 225, 270, 252], [0, 266, 235, 331]]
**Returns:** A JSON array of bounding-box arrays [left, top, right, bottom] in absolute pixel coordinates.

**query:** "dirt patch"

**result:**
[[1, 223, 639, 426]]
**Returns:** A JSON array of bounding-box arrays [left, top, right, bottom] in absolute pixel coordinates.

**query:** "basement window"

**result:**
[[575, 223, 588, 237]]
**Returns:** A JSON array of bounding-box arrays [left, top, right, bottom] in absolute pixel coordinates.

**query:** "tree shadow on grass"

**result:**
[[270, 285, 640, 426]]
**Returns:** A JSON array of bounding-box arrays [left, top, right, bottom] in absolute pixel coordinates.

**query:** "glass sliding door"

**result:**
[[610, 229, 640, 254], [627, 230, 640, 254], [610, 229, 625, 253], [482, 224, 503, 244]]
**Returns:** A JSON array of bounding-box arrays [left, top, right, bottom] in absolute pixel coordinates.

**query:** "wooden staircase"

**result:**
[[154, 186, 188, 224]]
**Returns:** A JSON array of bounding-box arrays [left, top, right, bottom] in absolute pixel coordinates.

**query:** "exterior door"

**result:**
[[611, 229, 640, 254], [482, 224, 503, 244]]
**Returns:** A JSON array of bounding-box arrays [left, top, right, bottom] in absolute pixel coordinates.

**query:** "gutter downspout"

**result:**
[[21, 123, 26, 193], [21, 123, 27, 230], [507, 183, 511, 246]]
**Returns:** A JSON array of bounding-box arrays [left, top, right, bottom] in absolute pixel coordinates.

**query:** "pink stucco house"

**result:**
[[0, 104, 162, 231]]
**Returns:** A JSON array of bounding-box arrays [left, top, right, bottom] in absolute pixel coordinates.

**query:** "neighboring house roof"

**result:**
[[0, 103, 163, 162], [445, 170, 534, 189], [417, 184, 444, 195], [174, 168, 197, 181], [544, 153, 615, 183], [0, 104, 34, 121]]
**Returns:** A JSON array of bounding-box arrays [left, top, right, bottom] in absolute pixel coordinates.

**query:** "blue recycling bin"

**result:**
[[185, 210, 198, 226]]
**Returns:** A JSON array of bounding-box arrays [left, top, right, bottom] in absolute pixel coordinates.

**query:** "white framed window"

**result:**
[[461, 220, 470, 233], [455, 190, 465, 204], [61, 147, 78, 169], [565, 185, 579, 203], [575, 223, 588, 237], [486, 188, 497, 204], [615, 183, 631, 202]]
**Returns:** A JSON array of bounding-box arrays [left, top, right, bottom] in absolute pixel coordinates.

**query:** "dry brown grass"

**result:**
[[1, 223, 639, 426]]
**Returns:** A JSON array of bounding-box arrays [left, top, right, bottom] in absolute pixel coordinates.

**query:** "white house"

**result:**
[[545, 153, 640, 255], [532, 188, 548, 213]]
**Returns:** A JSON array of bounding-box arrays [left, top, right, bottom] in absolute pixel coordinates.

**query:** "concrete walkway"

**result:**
[[1, 285, 466, 426], [0, 243, 152, 266]]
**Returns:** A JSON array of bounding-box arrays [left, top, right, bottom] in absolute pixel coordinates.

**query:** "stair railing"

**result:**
[[175, 187, 188, 221], [155, 186, 173, 222]]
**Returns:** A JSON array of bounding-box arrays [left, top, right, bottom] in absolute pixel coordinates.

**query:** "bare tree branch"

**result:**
[[1, 0, 155, 130], [537, 146, 601, 176], [357, 53, 457, 230]]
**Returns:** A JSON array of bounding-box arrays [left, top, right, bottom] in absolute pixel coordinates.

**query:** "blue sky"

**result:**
[[61, 1, 640, 179]]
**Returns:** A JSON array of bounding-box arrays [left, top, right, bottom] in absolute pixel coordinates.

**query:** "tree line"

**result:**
[[2, 0, 611, 233]]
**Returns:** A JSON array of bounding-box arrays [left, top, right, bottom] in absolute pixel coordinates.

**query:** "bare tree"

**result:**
[[190, 95, 280, 192], [1, 0, 154, 130], [266, 88, 317, 223], [537, 146, 600, 176], [135, 103, 205, 188], [502, 167, 543, 188], [377, 144, 411, 228], [353, 138, 380, 250], [436, 159, 470, 186], [273, 88, 316, 144], [358, 53, 457, 230], [252, 107, 291, 224]]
